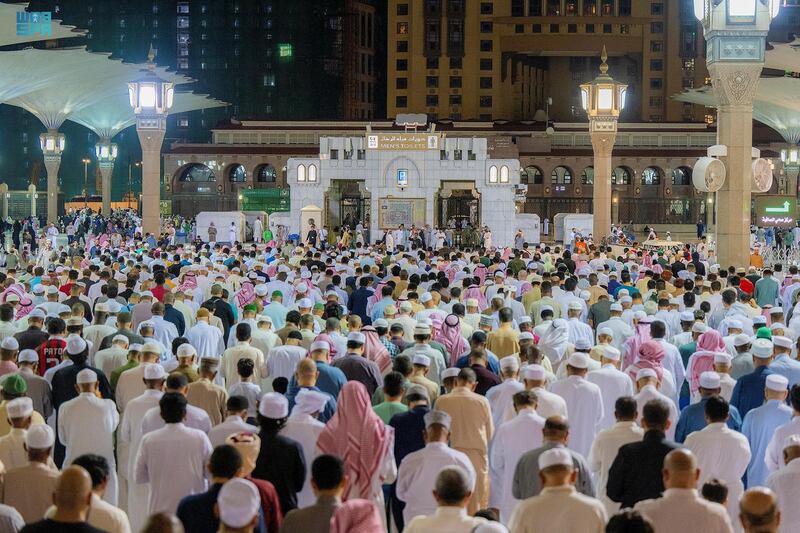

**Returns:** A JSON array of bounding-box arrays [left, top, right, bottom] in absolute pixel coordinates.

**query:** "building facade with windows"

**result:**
[[387, 0, 709, 123]]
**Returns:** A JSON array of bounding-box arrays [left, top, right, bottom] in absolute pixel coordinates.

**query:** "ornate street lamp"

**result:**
[[95, 140, 118, 215], [39, 129, 65, 223], [580, 46, 627, 242], [129, 45, 174, 235]]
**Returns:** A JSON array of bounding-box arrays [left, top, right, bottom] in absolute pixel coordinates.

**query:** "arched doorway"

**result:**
[[171, 163, 238, 216]]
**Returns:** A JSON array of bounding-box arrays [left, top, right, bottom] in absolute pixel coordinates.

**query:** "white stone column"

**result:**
[[43, 157, 61, 223], [590, 131, 616, 242], [28, 185, 37, 218], [709, 63, 762, 267], [99, 162, 114, 216], [0, 184, 7, 220], [137, 128, 166, 236]]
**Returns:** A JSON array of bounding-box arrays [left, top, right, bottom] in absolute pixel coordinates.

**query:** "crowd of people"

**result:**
[[0, 215, 794, 533]]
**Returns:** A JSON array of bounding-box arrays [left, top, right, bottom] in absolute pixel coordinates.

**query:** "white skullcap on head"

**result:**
[[752, 316, 767, 325], [298, 298, 313, 309], [500, 356, 520, 370], [255, 285, 268, 296], [176, 344, 197, 357], [680, 311, 695, 322], [218, 479, 261, 528], [256, 314, 273, 324], [733, 334, 751, 347], [699, 371, 721, 389], [538, 448, 573, 470], [600, 345, 621, 361], [18, 349, 38, 363], [129, 343, 143, 352], [258, 392, 289, 419], [567, 352, 590, 369], [420, 292, 433, 303], [770, 307, 784, 315], [522, 364, 546, 380], [412, 354, 431, 367], [441, 368, 460, 380], [726, 319, 743, 330], [466, 298, 479, 307], [519, 331, 535, 341], [25, 424, 54, 449], [347, 332, 366, 344], [310, 341, 330, 352], [766, 374, 789, 392], [46, 286, 59, 295], [636, 368, 658, 381], [0, 337, 18, 351], [568, 301, 582, 311], [28, 308, 45, 319], [6, 397, 33, 419], [112, 334, 129, 345], [574, 338, 593, 351], [518, 316, 532, 325], [76, 368, 97, 384], [141, 342, 162, 354], [691, 322, 708, 334], [598, 327, 614, 338], [107, 301, 122, 313], [620, 296, 632, 304], [144, 364, 167, 380], [399, 301, 413, 311], [65, 334, 87, 356], [424, 410, 452, 431], [293, 388, 329, 416], [752, 339, 774, 359], [713, 352, 732, 365], [610, 303, 623, 312], [773, 336, 793, 349]]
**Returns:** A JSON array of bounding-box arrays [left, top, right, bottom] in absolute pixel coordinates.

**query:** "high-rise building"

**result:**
[[387, 0, 708, 123]]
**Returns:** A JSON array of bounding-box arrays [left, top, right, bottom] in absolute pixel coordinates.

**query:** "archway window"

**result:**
[[525, 166, 543, 185], [551, 166, 572, 184], [257, 164, 277, 183], [298, 164, 307, 182], [642, 167, 661, 185], [228, 164, 247, 182], [178, 164, 216, 182], [308, 164, 318, 182], [581, 166, 594, 185], [671, 166, 692, 186], [489, 165, 498, 183], [500, 165, 509, 183], [611, 166, 631, 185]]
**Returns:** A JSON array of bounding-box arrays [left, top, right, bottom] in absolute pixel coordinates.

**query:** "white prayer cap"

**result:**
[[112, 334, 129, 346], [218, 478, 261, 529], [538, 448, 573, 470], [32, 285, 45, 295], [518, 316, 532, 325], [129, 344, 143, 352], [773, 336, 793, 349], [46, 286, 59, 295], [144, 364, 167, 380], [6, 397, 33, 419], [18, 349, 38, 363], [420, 292, 433, 303], [699, 371, 721, 389], [141, 342, 162, 354], [139, 320, 155, 330], [441, 368, 460, 380], [770, 323, 785, 332], [412, 354, 431, 367], [140, 291, 153, 299], [620, 296, 632, 304], [770, 307, 785, 315], [258, 392, 288, 419], [28, 308, 45, 319], [574, 338, 593, 351], [107, 301, 122, 313], [473, 523, 511, 533], [76, 368, 97, 384], [293, 389, 329, 415], [65, 334, 87, 356], [600, 345, 621, 362], [413, 325, 432, 336], [424, 410, 452, 431], [766, 374, 789, 392], [752, 339, 774, 359], [25, 424, 54, 449], [598, 327, 614, 339], [295, 284, 308, 294], [691, 322, 708, 334], [347, 332, 366, 344], [298, 298, 313, 309], [567, 352, 590, 369], [500, 356, 520, 371], [636, 368, 658, 381], [733, 334, 752, 347], [256, 314, 273, 324], [519, 332, 535, 341], [726, 319, 743, 330], [633, 311, 647, 321], [373, 318, 389, 328], [540, 304, 554, 313], [399, 301, 413, 312], [523, 364, 546, 380], [713, 352, 732, 365], [784, 435, 800, 450], [0, 337, 18, 351], [617, 288, 629, 297], [609, 303, 623, 312], [466, 298, 479, 307], [568, 301, 582, 311], [310, 341, 330, 352], [255, 285, 268, 296], [95, 302, 110, 313], [176, 343, 197, 357], [680, 311, 695, 322]]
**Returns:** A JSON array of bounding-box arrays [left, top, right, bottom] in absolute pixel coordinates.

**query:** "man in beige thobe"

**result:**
[[186, 358, 228, 426], [0, 425, 59, 523], [435, 368, 493, 513]]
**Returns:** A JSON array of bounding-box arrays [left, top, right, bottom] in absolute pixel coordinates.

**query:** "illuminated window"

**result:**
[[500, 165, 510, 183], [308, 164, 317, 182], [278, 44, 293, 58], [298, 164, 306, 182], [489, 165, 498, 183]]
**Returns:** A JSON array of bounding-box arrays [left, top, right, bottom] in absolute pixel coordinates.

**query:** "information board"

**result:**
[[754, 195, 797, 228], [378, 197, 425, 228]]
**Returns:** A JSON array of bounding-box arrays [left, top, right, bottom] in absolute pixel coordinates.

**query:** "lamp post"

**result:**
[[129, 45, 174, 236], [39, 129, 65, 223], [128, 160, 141, 209], [693, 0, 779, 266], [95, 140, 118, 215], [81, 158, 91, 210], [580, 46, 627, 243]]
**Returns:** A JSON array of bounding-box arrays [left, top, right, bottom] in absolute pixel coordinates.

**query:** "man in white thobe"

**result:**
[[586, 345, 635, 431], [489, 390, 545, 523], [134, 392, 212, 515], [93, 334, 130, 381], [634, 368, 679, 441], [220, 324, 266, 388], [250, 314, 281, 357], [207, 396, 258, 448], [596, 304, 634, 351], [634, 449, 734, 533], [279, 388, 327, 508], [685, 396, 751, 524], [588, 396, 644, 515], [119, 364, 165, 530], [184, 309, 225, 358], [58, 368, 120, 505], [115, 343, 162, 412], [139, 305, 179, 351], [397, 410, 476, 525], [140, 373, 212, 435], [522, 364, 568, 420], [549, 353, 604, 458], [266, 336, 307, 381], [485, 356, 524, 428], [83, 303, 116, 364], [766, 435, 800, 533]]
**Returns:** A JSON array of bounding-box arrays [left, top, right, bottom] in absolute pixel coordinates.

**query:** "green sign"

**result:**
[[159, 200, 172, 216], [278, 43, 293, 58], [765, 201, 791, 214], [241, 188, 290, 214], [754, 195, 797, 228]]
